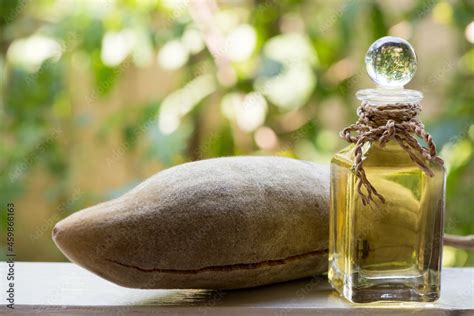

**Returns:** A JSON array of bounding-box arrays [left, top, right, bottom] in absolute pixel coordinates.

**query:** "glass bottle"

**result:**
[[328, 37, 446, 303]]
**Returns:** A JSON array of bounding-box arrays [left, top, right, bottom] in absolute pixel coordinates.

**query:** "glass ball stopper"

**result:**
[[365, 36, 417, 89]]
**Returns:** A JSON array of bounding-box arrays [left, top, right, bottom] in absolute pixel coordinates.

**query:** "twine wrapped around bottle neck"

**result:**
[[340, 102, 444, 206]]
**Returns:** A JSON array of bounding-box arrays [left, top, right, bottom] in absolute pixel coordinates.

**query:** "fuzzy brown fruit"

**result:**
[[53, 156, 329, 289]]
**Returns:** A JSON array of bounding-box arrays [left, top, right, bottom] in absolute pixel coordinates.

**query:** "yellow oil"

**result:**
[[329, 141, 445, 303]]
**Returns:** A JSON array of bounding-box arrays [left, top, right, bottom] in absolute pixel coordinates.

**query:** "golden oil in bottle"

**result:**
[[328, 37, 446, 303], [329, 142, 445, 303]]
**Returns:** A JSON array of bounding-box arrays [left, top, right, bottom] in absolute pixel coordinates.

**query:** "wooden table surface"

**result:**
[[1, 262, 473, 315]]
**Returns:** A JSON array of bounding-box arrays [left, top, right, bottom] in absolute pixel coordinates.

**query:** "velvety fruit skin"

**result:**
[[53, 156, 330, 289]]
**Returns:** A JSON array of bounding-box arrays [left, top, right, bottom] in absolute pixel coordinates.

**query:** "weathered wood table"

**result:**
[[1, 262, 473, 315]]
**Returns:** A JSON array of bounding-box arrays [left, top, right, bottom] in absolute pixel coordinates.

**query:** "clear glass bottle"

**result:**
[[328, 37, 446, 303]]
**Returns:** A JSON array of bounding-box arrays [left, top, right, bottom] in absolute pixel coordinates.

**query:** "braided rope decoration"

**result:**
[[340, 102, 444, 206]]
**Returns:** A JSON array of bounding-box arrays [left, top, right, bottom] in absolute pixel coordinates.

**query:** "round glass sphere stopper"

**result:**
[[365, 36, 417, 89]]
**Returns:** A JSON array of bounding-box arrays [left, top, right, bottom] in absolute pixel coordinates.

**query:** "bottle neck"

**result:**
[[356, 87, 423, 105], [356, 103, 422, 128]]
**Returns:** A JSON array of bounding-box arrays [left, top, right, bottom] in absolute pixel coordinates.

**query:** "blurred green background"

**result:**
[[0, 0, 473, 266]]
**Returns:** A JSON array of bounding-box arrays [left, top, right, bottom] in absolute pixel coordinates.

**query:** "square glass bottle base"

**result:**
[[329, 266, 440, 303]]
